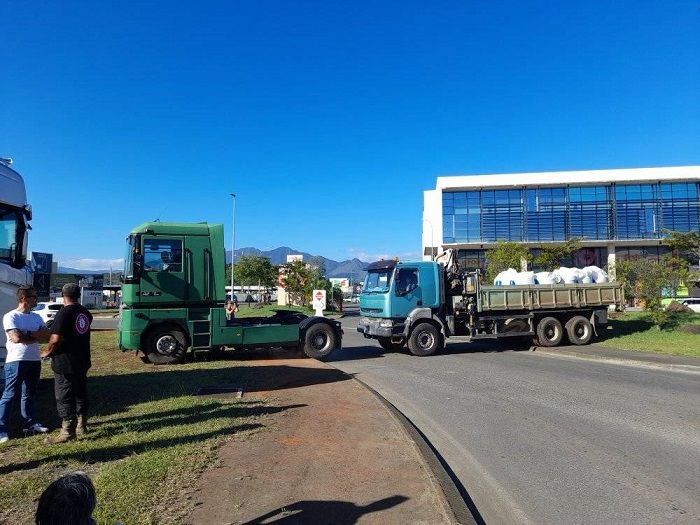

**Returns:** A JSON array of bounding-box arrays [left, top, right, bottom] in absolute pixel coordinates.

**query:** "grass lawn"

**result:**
[[0, 331, 279, 524], [597, 311, 700, 358], [235, 303, 341, 318]]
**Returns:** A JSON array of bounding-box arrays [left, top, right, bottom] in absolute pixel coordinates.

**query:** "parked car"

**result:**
[[678, 298, 700, 313], [32, 302, 63, 327]]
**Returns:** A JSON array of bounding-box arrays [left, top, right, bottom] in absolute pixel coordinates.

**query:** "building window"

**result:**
[[530, 247, 608, 271], [660, 182, 699, 233], [615, 184, 660, 240], [456, 249, 487, 271], [443, 191, 481, 243], [616, 245, 673, 261], [525, 188, 567, 241], [568, 185, 613, 240], [481, 189, 523, 242], [441, 180, 699, 246]]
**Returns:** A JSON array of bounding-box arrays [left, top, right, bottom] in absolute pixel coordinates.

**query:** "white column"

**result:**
[[607, 245, 616, 281]]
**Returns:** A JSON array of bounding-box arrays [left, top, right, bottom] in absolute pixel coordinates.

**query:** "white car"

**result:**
[[678, 298, 700, 313], [32, 302, 63, 327]]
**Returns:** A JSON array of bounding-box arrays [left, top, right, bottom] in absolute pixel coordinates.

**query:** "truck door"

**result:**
[[139, 236, 187, 304], [392, 267, 422, 318]]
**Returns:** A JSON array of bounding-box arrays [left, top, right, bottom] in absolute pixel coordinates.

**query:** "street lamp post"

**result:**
[[423, 218, 435, 261], [230, 193, 236, 299]]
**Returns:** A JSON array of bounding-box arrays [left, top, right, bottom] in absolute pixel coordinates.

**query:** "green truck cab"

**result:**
[[357, 255, 624, 356], [119, 222, 342, 364]]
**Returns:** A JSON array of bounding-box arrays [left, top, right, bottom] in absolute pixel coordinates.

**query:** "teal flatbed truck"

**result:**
[[118, 222, 342, 364], [357, 255, 624, 356]]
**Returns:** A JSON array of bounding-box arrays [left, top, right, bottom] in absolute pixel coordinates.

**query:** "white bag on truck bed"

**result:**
[[494, 268, 518, 286]]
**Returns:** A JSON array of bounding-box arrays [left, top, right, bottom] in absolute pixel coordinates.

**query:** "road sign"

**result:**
[[33, 273, 50, 301], [312, 289, 326, 316], [32, 252, 53, 274]]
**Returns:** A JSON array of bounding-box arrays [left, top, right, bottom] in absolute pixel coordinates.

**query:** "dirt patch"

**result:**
[[678, 324, 700, 335], [187, 358, 453, 524]]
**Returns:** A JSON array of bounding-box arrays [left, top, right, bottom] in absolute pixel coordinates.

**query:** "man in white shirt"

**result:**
[[0, 286, 51, 443]]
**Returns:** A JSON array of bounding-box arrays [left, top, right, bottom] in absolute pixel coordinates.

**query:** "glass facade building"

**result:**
[[443, 182, 699, 245]]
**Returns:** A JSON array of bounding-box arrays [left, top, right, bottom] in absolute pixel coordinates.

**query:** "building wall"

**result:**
[[423, 166, 700, 270]]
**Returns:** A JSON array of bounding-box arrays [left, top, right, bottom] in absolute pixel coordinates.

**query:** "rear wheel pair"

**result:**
[[534, 316, 592, 347]]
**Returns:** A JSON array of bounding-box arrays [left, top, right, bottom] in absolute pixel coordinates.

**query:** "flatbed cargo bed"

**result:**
[[478, 283, 624, 312]]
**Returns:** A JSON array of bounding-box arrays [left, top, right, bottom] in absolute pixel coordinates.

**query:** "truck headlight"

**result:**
[[379, 320, 393, 328]]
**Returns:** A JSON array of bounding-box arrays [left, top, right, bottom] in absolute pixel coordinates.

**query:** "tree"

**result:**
[[616, 255, 690, 325], [533, 238, 582, 271], [485, 242, 531, 282], [281, 260, 309, 306], [232, 255, 277, 289], [663, 229, 700, 265]]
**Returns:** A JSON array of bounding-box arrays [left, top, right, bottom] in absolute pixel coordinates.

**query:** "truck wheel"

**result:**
[[408, 323, 442, 357], [565, 316, 593, 345], [535, 317, 563, 347], [303, 323, 336, 360], [144, 326, 188, 364], [378, 337, 404, 352]]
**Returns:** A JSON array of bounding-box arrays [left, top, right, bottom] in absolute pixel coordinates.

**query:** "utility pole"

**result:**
[[230, 193, 236, 300]]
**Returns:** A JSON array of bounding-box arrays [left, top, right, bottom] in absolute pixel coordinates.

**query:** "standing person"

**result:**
[[41, 283, 93, 443], [224, 300, 239, 322], [0, 286, 50, 443]]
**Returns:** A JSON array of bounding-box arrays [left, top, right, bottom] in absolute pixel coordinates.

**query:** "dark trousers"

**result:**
[[54, 372, 88, 420]]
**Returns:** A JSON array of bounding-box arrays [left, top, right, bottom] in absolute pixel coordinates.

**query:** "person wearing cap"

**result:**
[[41, 283, 93, 443], [0, 286, 51, 444]]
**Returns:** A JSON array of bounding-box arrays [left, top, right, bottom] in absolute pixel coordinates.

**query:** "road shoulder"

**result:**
[[188, 356, 457, 524]]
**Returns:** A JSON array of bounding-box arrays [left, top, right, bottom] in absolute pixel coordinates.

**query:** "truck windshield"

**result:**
[[362, 269, 392, 293], [123, 234, 141, 282], [0, 207, 25, 269]]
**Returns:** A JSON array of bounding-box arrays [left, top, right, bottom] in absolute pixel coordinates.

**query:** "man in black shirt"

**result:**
[[41, 283, 93, 443]]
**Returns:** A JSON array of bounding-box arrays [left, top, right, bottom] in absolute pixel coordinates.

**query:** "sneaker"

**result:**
[[0, 435, 8, 444], [25, 422, 49, 434]]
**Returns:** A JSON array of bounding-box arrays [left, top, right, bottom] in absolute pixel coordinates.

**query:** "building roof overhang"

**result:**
[[435, 166, 700, 191]]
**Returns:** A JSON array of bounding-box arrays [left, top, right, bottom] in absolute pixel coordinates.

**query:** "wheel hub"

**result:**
[[312, 333, 328, 350], [155, 335, 178, 355], [418, 331, 434, 349]]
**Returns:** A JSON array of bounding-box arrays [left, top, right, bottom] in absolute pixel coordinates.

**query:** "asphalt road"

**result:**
[[330, 307, 700, 524], [91, 316, 119, 330]]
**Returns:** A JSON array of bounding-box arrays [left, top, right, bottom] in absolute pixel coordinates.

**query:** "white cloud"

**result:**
[[57, 257, 124, 271]]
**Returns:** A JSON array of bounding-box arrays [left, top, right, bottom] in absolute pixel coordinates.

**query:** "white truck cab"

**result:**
[[0, 159, 33, 365]]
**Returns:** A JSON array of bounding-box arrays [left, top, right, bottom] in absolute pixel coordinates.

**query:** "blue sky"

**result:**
[[2, 1, 699, 270]]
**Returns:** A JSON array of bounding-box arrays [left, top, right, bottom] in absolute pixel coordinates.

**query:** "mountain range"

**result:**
[[58, 247, 372, 281], [227, 247, 369, 280]]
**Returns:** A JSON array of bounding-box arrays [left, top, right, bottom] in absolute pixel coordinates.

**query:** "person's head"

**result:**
[[61, 283, 81, 304], [35, 471, 97, 525], [17, 286, 39, 308]]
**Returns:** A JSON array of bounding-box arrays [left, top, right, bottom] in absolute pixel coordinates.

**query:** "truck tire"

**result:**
[[408, 323, 442, 357], [302, 323, 336, 360], [144, 326, 188, 364], [535, 317, 563, 347], [378, 337, 404, 352], [565, 316, 593, 345]]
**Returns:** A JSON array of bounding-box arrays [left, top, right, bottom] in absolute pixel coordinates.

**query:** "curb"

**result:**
[[531, 346, 700, 374], [351, 376, 482, 525]]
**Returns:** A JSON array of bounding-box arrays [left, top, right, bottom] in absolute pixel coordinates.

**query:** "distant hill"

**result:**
[[58, 267, 113, 275], [227, 248, 370, 281]]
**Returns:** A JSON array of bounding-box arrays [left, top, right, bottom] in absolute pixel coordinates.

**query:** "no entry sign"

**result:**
[[312, 289, 327, 313]]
